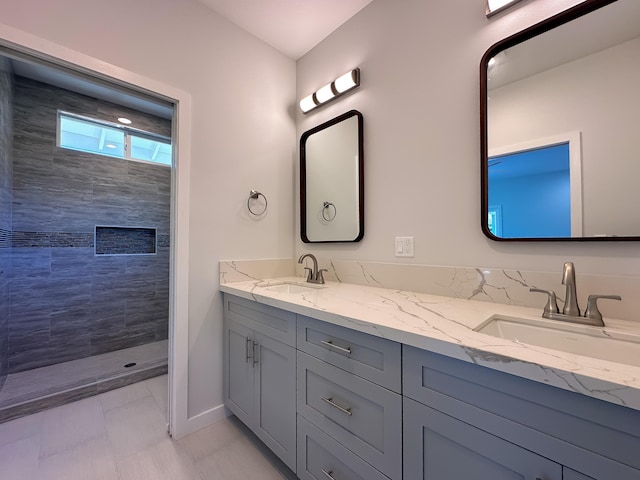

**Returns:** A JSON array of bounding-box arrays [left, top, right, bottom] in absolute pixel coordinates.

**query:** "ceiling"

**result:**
[[1, 0, 373, 120], [196, 0, 374, 59]]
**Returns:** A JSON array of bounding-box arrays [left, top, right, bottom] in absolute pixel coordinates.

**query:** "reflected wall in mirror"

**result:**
[[300, 110, 364, 243], [481, 0, 640, 241]]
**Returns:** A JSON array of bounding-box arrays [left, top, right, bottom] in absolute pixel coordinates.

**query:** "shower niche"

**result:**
[[95, 226, 157, 255]]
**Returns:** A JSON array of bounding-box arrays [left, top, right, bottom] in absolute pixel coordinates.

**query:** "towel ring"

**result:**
[[247, 190, 268, 216], [322, 201, 337, 222]]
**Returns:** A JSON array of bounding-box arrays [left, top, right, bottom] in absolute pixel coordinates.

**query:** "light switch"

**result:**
[[395, 236, 414, 257]]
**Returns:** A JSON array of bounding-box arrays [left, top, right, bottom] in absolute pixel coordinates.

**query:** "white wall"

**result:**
[[0, 0, 296, 425], [489, 37, 640, 237], [296, 0, 640, 275]]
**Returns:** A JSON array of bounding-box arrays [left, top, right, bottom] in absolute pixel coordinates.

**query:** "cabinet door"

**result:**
[[223, 318, 254, 426], [563, 468, 595, 480], [404, 398, 562, 480], [253, 331, 297, 471]]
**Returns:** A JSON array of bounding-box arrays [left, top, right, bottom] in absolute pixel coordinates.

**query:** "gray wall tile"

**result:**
[[8, 248, 51, 279], [89, 324, 156, 356], [9, 336, 92, 373], [125, 297, 169, 328]]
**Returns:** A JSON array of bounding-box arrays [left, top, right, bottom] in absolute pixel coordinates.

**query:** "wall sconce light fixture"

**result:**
[[486, 0, 524, 17], [299, 68, 360, 114]]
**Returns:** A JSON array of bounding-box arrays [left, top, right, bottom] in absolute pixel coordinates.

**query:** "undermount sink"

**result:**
[[474, 314, 640, 368], [259, 281, 325, 294]]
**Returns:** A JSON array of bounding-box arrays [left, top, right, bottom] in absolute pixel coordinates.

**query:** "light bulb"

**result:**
[[315, 83, 335, 104], [299, 94, 318, 113], [334, 70, 357, 93], [117, 117, 132, 125]]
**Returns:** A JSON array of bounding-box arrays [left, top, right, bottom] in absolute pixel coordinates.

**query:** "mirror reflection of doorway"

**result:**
[[489, 142, 571, 238]]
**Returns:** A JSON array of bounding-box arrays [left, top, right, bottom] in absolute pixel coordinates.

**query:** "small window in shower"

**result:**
[[58, 112, 172, 166], [95, 226, 157, 255], [59, 114, 125, 158]]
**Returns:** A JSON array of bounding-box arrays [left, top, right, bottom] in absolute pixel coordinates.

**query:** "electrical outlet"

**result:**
[[395, 236, 414, 257]]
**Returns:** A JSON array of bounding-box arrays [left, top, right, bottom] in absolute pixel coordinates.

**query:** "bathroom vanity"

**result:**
[[220, 279, 640, 480]]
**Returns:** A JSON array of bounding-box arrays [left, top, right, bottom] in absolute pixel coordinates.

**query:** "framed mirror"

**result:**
[[481, 0, 640, 241], [300, 110, 364, 243]]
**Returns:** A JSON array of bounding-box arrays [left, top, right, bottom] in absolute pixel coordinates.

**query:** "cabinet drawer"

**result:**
[[297, 315, 401, 392], [297, 352, 402, 479], [223, 293, 296, 347], [297, 416, 390, 480]]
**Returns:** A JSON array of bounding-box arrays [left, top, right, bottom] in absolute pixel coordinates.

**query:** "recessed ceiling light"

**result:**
[[106, 144, 117, 149], [117, 117, 132, 125]]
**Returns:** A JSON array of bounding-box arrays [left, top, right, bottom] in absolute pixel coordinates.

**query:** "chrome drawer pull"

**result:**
[[321, 396, 353, 416], [321, 469, 336, 480], [320, 340, 352, 355], [252, 341, 259, 366], [245, 337, 252, 363]]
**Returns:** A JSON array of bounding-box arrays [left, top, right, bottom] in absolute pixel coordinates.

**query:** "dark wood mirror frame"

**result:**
[[300, 110, 364, 243], [479, 0, 640, 242]]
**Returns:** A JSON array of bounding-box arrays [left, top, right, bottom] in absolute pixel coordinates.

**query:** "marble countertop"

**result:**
[[220, 277, 640, 412]]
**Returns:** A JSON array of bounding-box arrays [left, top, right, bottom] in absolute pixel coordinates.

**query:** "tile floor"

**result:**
[[0, 375, 293, 479]]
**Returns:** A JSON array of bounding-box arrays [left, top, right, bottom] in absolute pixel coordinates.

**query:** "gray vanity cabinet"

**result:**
[[403, 345, 640, 480], [403, 397, 562, 479], [223, 294, 640, 480], [222, 295, 297, 471]]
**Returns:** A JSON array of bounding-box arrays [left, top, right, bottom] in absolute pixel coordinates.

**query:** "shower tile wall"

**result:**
[[8, 76, 171, 374], [0, 58, 13, 388]]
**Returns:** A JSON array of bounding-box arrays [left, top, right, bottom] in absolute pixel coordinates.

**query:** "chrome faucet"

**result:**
[[530, 262, 621, 327], [298, 253, 327, 285], [561, 262, 580, 317]]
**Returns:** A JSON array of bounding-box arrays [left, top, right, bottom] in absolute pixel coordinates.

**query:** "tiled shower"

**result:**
[[0, 58, 171, 422]]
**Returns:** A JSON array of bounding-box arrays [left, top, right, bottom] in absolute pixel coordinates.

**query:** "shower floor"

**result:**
[[0, 340, 168, 423]]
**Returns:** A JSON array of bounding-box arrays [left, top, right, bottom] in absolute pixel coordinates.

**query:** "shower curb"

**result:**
[[0, 362, 167, 424]]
